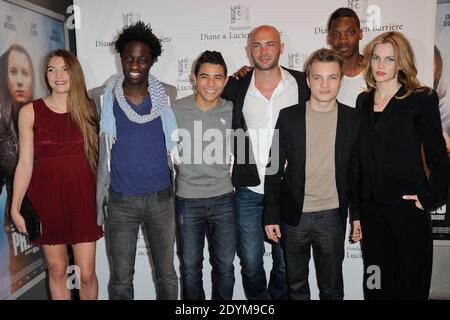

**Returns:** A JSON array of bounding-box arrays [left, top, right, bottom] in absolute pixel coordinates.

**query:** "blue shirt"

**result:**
[[110, 95, 171, 195]]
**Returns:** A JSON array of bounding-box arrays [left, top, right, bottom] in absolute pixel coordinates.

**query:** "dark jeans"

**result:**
[[176, 192, 237, 300], [282, 209, 345, 300], [235, 187, 288, 300], [105, 187, 178, 300]]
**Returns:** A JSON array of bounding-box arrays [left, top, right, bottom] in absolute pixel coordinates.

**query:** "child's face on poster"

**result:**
[[7, 49, 33, 105]]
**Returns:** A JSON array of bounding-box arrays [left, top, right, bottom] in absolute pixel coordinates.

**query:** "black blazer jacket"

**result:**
[[263, 102, 358, 229], [221, 67, 310, 187], [351, 86, 449, 219]]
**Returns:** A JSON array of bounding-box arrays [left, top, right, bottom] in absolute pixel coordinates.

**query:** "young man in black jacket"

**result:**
[[263, 48, 358, 300]]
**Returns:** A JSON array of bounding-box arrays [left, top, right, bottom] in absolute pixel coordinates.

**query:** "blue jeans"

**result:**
[[105, 187, 178, 300], [235, 187, 288, 300], [282, 209, 345, 300], [176, 192, 237, 300]]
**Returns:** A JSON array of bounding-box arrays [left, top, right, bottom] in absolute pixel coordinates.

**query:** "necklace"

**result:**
[[374, 85, 401, 112]]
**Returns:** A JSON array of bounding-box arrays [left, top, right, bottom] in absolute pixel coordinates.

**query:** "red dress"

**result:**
[[27, 99, 103, 245]]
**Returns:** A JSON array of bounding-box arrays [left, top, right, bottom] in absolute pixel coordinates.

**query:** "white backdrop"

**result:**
[[74, 0, 436, 300]]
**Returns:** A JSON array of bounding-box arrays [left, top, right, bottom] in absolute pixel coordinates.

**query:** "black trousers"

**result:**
[[360, 201, 433, 300]]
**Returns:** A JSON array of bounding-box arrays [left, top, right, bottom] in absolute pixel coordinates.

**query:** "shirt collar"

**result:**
[[249, 66, 295, 94]]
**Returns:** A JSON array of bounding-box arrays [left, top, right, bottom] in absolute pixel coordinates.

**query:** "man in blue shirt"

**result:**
[[91, 21, 178, 300]]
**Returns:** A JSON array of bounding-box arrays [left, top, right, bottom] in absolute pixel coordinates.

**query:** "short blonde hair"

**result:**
[[304, 48, 344, 79]]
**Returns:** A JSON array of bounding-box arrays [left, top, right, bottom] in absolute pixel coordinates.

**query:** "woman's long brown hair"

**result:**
[[44, 49, 98, 172]]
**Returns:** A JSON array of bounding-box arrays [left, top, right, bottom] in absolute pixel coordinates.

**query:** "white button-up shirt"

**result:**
[[243, 67, 299, 194]]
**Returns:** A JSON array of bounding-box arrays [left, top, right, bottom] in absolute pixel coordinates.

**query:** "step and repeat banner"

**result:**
[[434, 0, 450, 241], [70, 0, 436, 300], [0, 0, 67, 300]]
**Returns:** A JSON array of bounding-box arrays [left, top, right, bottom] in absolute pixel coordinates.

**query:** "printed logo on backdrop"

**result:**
[[4, 14, 16, 31], [137, 228, 150, 257], [199, 3, 251, 42], [94, 12, 171, 51], [124, 12, 172, 47], [231, 3, 249, 24], [178, 58, 193, 77], [94, 12, 140, 49], [288, 52, 307, 71], [123, 12, 141, 27], [346, 242, 362, 259], [347, 0, 404, 33], [176, 57, 195, 94], [444, 12, 450, 27], [229, 3, 252, 40], [347, 0, 368, 20]]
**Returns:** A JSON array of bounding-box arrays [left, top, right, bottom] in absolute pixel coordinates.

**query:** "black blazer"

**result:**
[[263, 102, 358, 229], [221, 67, 310, 187], [352, 86, 448, 218]]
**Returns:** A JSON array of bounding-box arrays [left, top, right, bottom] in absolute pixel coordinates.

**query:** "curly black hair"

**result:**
[[115, 21, 162, 62]]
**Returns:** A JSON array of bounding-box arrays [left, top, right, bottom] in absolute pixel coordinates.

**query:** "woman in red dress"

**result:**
[[10, 49, 102, 300]]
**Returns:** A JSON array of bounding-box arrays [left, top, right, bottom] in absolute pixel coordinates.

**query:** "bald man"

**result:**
[[222, 25, 310, 300]]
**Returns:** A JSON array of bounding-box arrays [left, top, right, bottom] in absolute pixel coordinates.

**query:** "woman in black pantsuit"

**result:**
[[350, 31, 449, 300]]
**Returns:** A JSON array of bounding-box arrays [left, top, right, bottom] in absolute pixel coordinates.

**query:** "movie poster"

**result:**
[[433, 0, 450, 241], [0, 0, 66, 299]]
